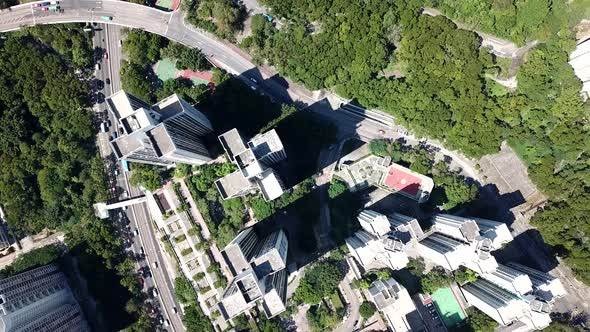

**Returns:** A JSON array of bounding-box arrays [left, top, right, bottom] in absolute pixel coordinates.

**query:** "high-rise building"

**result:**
[[252, 230, 288, 276], [473, 217, 513, 249], [216, 128, 287, 201], [347, 211, 414, 271], [358, 210, 391, 237], [0, 264, 90, 332], [506, 262, 566, 302], [388, 212, 424, 243], [261, 268, 287, 319], [461, 279, 525, 326], [482, 264, 533, 296], [108, 92, 213, 166], [367, 278, 424, 332], [224, 228, 259, 275], [432, 214, 480, 243], [247, 129, 287, 165], [218, 269, 262, 319], [219, 229, 289, 320], [417, 232, 475, 271]]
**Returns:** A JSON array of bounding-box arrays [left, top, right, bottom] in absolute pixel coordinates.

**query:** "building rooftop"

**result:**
[[219, 129, 247, 162], [248, 129, 284, 160], [110, 134, 143, 158], [215, 170, 254, 199], [381, 163, 434, 201], [106, 90, 151, 119], [150, 124, 175, 155], [257, 169, 284, 201], [369, 278, 404, 310]]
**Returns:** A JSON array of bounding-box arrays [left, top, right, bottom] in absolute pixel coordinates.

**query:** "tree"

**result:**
[[406, 257, 426, 276], [466, 307, 498, 332], [543, 321, 584, 332], [328, 178, 348, 199], [122, 29, 166, 65], [129, 163, 165, 191], [454, 268, 477, 285], [420, 269, 452, 294], [0, 245, 61, 277], [306, 303, 340, 332], [359, 301, 377, 320], [183, 304, 214, 332], [295, 261, 344, 304], [174, 276, 197, 304]]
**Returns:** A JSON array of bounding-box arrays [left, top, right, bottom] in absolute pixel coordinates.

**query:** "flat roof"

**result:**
[[248, 129, 284, 159], [219, 129, 247, 162], [111, 134, 143, 158], [149, 124, 175, 155], [108, 90, 141, 119], [152, 94, 184, 119], [383, 167, 422, 196], [215, 170, 253, 199], [257, 169, 284, 201]]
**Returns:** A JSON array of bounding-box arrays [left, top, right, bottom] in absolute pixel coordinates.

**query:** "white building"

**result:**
[[0, 264, 90, 332], [358, 210, 391, 237], [569, 38, 590, 98], [108, 91, 213, 166], [473, 217, 513, 249], [506, 262, 566, 302], [223, 228, 260, 275], [368, 278, 423, 332], [216, 129, 287, 201], [417, 232, 475, 271], [461, 279, 526, 326], [346, 210, 417, 271], [482, 264, 533, 296], [432, 214, 481, 243], [461, 278, 553, 331]]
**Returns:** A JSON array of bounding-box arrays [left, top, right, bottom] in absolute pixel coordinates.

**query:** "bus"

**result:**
[[100, 16, 112, 21]]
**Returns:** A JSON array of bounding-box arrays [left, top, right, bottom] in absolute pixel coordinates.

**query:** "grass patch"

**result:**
[[330, 291, 344, 310]]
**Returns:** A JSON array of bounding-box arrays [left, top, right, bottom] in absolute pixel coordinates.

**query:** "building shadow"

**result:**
[[492, 229, 559, 273]]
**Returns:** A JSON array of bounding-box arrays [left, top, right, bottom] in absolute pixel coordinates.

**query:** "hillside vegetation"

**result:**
[[244, 0, 590, 283]]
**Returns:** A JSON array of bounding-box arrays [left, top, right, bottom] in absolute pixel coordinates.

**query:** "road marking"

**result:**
[[164, 11, 173, 35], [30, 5, 36, 25]]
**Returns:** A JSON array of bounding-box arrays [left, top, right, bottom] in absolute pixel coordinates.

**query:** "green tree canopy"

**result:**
[[295, 261, 344, 304]]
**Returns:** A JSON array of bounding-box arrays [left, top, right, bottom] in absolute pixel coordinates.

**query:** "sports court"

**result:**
[[383, 167, 422, 196], [155, 0, 180, 11], [431, 287, 466, 328], [154, 58, 178, 81]]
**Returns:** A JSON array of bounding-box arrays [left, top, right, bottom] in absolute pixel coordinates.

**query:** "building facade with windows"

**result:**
[[107, 91, 213, 166], [0, 264, 90, 332]]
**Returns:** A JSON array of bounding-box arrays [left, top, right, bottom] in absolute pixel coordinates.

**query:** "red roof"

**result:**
[[383, 166, 422, 196]]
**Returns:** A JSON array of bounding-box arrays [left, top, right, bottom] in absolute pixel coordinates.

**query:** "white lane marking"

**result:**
[[30, 5, 36, 25]]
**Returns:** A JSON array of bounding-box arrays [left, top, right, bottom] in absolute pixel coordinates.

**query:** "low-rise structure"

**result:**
[[0, 264, 90, 332], [337, 155, 434, 203], [216, 129, 287, 201], [107, 91, 213, 166]]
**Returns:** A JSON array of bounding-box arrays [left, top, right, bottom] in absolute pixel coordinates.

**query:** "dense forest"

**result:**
[[0, 27, 152, 330], [245, 0, 590, 283]]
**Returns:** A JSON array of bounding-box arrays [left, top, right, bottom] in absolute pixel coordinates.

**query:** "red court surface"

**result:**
[[384, 167, 422, 196], [181, 70, 213, 82], [171, 0, 180, 10]]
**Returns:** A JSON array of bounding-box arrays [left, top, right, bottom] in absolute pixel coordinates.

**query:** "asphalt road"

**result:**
[[92, 24, 183, 331]]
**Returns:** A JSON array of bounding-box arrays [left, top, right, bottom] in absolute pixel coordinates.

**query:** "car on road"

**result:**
[[95, 63, 100, 71], [173, 307, 178, 314], [378, 129, 385, 135], [153, 261, 158, 269], [152, 288, 158, 297], [111, 131, 117, 140], [134, 228, 139, 236], [103, 52, 108, 59], [105, 78, 110, 85], [164, 319, 170, 327]]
